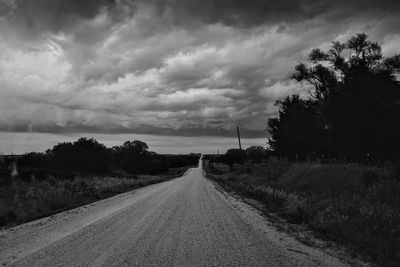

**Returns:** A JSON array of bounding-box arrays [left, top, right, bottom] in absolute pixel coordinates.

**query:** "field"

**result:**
[[203, 159, 400, 266]]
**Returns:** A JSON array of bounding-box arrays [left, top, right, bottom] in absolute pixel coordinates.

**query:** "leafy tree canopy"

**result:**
[[268, 34, 400, 162]]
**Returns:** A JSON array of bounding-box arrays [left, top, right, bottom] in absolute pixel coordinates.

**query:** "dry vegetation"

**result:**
[[203, 159, 400, 266], [0, 167, 188, 229]]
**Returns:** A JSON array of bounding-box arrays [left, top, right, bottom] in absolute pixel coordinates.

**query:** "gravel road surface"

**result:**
[[0, 161, 347, 266]]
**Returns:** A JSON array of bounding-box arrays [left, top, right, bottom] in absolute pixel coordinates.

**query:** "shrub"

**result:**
[[223, 149, 247, 166]]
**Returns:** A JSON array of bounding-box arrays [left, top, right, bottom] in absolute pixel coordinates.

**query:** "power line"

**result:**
[[356, 10, 399, 46], [381, 32, 400, 46], [360, 14, 387, 34]]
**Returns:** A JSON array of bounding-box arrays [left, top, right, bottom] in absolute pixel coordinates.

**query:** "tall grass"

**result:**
[[0, 168, 188, 228], [204, 160, 400, 266]]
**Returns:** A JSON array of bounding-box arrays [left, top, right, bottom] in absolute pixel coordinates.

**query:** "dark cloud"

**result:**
[[5, 0, 400, 35], [23, 0, 114, 18], [3, 0, 117, 37], [162, 0, 316, 26], [144, 0, 400, 28]]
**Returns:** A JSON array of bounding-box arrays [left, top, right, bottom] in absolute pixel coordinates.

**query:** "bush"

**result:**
[[223, 149, 247, 166], [246, 146, 269, 162]]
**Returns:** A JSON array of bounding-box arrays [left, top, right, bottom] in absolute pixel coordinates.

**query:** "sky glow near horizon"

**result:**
[[0, 131, 266, 155]]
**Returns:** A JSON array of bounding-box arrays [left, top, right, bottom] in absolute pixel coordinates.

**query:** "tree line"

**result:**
[[2, 138, 200, 179], [268, 34, 400, 162], [204, 146, 270, 166]]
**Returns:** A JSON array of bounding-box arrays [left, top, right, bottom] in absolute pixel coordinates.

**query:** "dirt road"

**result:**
[[0, 162, 347, 266]]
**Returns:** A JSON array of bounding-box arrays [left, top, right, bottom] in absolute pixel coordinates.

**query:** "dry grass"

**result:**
[[204, 160, 400, 266], [0, 167, 188, 229]]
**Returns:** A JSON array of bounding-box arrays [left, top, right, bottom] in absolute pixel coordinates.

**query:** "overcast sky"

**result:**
[[0, 0, 399, 138]]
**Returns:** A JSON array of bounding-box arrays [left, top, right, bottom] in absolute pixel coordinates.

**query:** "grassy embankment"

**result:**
[[0, 166, 190, 229], [203, 159, 400, 266]]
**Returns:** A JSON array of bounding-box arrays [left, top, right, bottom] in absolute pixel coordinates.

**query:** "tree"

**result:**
[[268, 95, 326, 160], [122, 140, 149, 154], [112, 140, 151, 173], [50, 138, 109, 173], [268, 34, 400, 161]]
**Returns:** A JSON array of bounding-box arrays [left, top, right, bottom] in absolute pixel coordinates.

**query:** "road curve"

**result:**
[[0, 162, 347, 266]]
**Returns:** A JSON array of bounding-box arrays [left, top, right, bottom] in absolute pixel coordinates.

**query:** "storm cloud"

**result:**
[[0, 0, 399, 137]]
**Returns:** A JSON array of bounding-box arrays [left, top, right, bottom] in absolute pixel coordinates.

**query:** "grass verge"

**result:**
[[203, 159, 400, 266], [0, 167, 190, 229]]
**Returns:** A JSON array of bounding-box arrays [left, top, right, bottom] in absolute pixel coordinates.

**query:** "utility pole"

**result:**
[[236, 126, 242, 150]]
